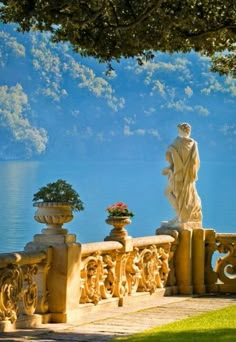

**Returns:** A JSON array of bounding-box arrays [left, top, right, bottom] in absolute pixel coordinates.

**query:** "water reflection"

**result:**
[[0, 161, 40, 252]]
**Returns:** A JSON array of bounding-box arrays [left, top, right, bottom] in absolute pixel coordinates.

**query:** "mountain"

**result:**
[[0, 23, 235, 162]]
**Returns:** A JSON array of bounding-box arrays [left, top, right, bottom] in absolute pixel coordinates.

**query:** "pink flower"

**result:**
[[106, 201, 134, 217]]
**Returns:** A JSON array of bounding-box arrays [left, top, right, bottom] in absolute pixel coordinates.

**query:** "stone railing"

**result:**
[[205, 230, 236, 293], [0, 224, 235, 331], [80, 235, 175, 306], [0, 249, 51, 330], [0, 232, 176, 330], [157, 227, 236, 296]]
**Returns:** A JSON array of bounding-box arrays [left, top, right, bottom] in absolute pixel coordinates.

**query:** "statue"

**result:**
[[161, 123, 202, 228]]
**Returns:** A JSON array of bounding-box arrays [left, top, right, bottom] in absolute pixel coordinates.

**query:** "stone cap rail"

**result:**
[[216, 233, 236, 241], [81, 235, 175, 256], [81, 241, 123, 256], [0, 250, 48, 268], [132, 235, 175, 247]]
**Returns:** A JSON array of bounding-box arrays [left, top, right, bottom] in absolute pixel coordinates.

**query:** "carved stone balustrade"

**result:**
[[80, 241, 123, 305], [132, 235, 176, 293], [79, 235, 176, 306], [1, 226, 235, 330], [215, 233, 236, 292], [0, 249, 51, 331], [205, 231, 236, 293]]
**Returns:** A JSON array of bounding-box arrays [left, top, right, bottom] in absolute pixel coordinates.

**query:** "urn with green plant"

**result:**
[[33, 179, 84, 234]]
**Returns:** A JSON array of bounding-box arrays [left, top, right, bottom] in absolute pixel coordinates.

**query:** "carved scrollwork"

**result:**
[[80, 251, 117, 305], [0, 264, 23, 323], [80, 250, 130, 305], [80, 253, 103, 305], [136, 245, 170, 294], [126, 248, 141, 294], [215, 240, 236, 285], [100, 253, 116, 299], [157, 246, 170, 285], [80, 243, 172, 305], [0, 262, 40, 322], [137, 246, 160, 293], [112, 251, 129, 299], [21, 264, 38, 315]]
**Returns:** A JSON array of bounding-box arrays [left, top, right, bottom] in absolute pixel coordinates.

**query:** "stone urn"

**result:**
[[33, 202, 73, 235], [105, 216, 131, 240]]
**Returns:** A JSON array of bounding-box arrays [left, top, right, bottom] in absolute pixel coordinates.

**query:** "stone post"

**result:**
[[25, 231, 81, 323], [156, 226, 193, 295], [192, 229, 206, 294], [174, 228, 193, 295]]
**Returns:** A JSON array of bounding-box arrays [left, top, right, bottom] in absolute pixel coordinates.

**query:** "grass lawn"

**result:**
[[111, 305, 236, 342]]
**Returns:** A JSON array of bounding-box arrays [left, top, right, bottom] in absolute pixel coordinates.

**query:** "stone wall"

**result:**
[[0, 223, 235, 331]]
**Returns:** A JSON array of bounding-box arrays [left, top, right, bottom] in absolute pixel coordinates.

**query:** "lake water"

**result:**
[[0, 160, 235, 253]]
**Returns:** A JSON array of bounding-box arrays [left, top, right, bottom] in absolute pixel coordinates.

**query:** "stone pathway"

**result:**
[[0, 295, 235, 341]]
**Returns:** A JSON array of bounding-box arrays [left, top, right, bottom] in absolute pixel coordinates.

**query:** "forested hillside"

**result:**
[[0, 24, 235, 161]]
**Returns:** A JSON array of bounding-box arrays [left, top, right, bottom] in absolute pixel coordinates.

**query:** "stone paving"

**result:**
[[0, 295, 235, 341]]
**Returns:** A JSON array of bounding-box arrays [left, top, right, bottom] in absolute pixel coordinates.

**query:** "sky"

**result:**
[[0, 23, 235, 162]]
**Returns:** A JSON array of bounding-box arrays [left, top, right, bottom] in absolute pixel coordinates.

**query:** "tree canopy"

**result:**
[[0, 0, 235, 76]]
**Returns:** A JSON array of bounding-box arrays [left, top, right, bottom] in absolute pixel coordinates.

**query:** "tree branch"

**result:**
[[111, 0, 164, 32], [183, 25, 236, 39]]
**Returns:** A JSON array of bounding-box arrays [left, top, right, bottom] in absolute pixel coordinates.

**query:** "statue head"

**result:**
[[177, 123, 191, 137]]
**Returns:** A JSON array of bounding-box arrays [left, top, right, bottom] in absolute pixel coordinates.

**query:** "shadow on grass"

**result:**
[[1, 328, 236, 342], [0, 330, 114, 341]]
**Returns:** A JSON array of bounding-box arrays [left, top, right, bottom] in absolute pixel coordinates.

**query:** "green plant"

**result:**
[[106, 202, 134, 217], [33, 179, 84, 212]]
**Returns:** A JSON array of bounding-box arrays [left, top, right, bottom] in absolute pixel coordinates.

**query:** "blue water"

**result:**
[[0, 160, 235, 253]]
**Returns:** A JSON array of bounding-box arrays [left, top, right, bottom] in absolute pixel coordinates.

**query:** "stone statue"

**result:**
[[162, 123, 202, 228]]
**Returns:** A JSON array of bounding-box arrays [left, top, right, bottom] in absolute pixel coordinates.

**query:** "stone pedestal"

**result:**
[[104, 216, 133, 252], [157, 224, 208, 295], [25, 233, 76, 249], [46, 242, 81, 322], [25, 229, 81, 323], [157, 226, 193, 294]]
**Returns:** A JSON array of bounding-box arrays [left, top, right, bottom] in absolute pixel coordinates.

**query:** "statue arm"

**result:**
[[162, 150, 174, 175], [162, 167, 170, 175]]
